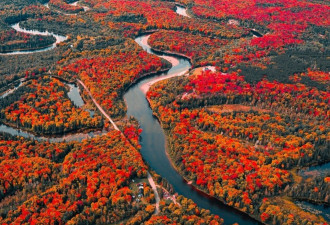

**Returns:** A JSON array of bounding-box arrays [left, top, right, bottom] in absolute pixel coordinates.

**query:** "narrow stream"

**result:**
[[0, 23, 67, 55], [0, 79, 24, 99], [123, 34, 261, 225], [0, 124, 100, 142]]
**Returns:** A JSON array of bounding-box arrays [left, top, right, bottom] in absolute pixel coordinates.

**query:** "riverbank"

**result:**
[[0, 42, 55, 54], [0, 22, 68, 55], [125, 33, 263, 225], [0, 120, 103, 139], [146, 101, 264, 224]]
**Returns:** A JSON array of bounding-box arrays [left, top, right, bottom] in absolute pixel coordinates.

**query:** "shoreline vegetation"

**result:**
[[0, 42, 54, 54], [0, 0, 328, 224]]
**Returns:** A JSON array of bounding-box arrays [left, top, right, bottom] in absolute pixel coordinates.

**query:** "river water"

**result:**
[[295, 201, 330, 222], [298, 162, 330, 178], [1, 9, 259, 224], [0, 23, 67, 55], [123, 34, 261, 225], [0, 79, 24, 99], [2, 5, 323, 224]]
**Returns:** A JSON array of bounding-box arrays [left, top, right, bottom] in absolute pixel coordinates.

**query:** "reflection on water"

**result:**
[[123, 33, 261, 225], [296, 201, 330, 221], [67, 83, 84, 107], [66, 82, 95, 117], [299, 162, 330, 178]]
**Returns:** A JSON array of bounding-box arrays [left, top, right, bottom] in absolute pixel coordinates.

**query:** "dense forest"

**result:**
[[0, 0, 329, 224], [0, 76, 103, 135]]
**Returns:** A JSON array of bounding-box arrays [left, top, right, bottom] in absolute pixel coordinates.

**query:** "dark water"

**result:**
[[251, 30, 263, 37], [124, 34, 261, 225], [298, 162, 330, 178], [295, 201, 330, 222], [67, 83, 95, 117]]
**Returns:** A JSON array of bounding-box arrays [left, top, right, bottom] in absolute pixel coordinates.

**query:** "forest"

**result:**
[[147, 69, 329, 223], [0, 0, 329, 224], [0, 76, 103, 135]]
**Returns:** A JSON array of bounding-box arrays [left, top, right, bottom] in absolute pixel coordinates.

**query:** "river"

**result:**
[[123, 34, 261, 225], [295, 201, 330, 222], [0, 23, 67, 55], [3, 7, 260, 224], [0, 79, 24, 99], [0, 6, 312, 224]]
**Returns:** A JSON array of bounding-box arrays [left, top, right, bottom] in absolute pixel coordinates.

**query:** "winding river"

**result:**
[[0, 23, 67, 55], [123, 35, 261, 225], [3, 19, 261, 223], [1, 5, 261, 224], [2, 4, 322, 225]]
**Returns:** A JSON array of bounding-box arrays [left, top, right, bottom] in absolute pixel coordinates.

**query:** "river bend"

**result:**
[[124, 34, 261, 225], [0, 5, 262, 224]]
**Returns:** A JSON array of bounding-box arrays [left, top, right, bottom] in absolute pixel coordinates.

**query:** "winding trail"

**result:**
[[1, 6, 160, 213], [147, 172, 160, 214], [77, 79, 119, 131], [78, 78, 161, 213]]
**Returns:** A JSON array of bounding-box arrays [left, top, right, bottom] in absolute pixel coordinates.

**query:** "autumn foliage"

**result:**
[[0, 0, 328, 224], [58, 43, 169, 117], [147, 68, 329, 223], [0, 76, 103, 135]]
